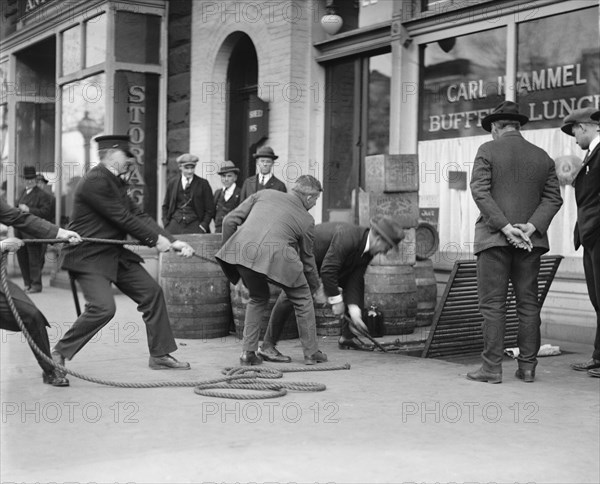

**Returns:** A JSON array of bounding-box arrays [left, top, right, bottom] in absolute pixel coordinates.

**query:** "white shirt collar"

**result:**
[[588, 135, 600, 156], [224, 183, 236, 196], [363, 232, 371, 255], [182, 175, 193, 188], [259, 173, 272, 184]]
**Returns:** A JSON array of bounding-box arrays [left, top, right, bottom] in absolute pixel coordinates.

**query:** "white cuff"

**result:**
[[328, 294, 343, 305]]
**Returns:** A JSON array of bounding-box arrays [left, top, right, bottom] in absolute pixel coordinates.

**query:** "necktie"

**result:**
[[184, 178, 191, 190], [260, 175, 265, 185]]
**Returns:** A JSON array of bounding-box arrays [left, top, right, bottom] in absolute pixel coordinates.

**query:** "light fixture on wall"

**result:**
[[77, 111, 102, 173], [321, 1, 343, 35]]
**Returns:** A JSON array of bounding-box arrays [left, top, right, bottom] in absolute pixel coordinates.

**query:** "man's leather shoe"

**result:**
[[304, 350, 328, 365], [149, 354, 191, 370], [466, 367, 502, 384], [587, 368, 600, 378], [515, 368, 535, 383], [25, 286, 42, 294], [258, 346, 291, 363], [571, 359, 600, 371], [338, 336, 373, 351], [51, 350, 68, 380], [240, 351, 263, 366], [43, 370, 70, 387]]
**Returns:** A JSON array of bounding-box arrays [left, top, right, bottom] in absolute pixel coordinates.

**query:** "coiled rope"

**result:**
[[0, 240, 350, 398]]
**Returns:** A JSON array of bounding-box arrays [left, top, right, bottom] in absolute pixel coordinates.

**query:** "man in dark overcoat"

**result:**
[[14, 166, 54, 293], [259, 217, 405, 362], [561, 108, 600, 378], [239, 146, 287, 200], [162, 153, 215, 234], [467, 101, 562, 384], [53, 135, 194, 374], [213, 160, 241, 233], [216, 175, 325, 366], [1, 198, 81, 386]]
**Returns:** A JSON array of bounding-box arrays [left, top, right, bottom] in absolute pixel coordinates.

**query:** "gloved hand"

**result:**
[[171, 240, 195, 258], [0, 237, 24, 253], [331, 301, 345, 316]]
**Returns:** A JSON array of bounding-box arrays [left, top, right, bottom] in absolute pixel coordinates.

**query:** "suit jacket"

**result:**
[[240, 174, 287, 200], [314, 222, 372, 307], [470, 131, 563, 255], [15, 187, 53, 236], [215, 189, 320, 291], [573, 139, 600, 250], [61, 164, 175, 281], [0, 198, 58, 240], [162, 174, 215, 232], [213, 185, 241, 232]]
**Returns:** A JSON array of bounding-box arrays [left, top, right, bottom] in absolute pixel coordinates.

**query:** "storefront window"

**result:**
[[60, 73, 105, 225], [420, 27, 506, 140], [62, 25, 81, 76], [85, 13, 107, 68], [517, 6, 600, 129], [367, 53, 390, 155], [115, 12, 160, 65]]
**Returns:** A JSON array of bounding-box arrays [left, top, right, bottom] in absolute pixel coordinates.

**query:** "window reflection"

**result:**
[[115, 12, 160, 64], [60, 73, 105, 226], [420, 27, 507, 140], [86, 13, 106, 68], [517, 6, 600, 129], [367, 53, 391, 155], [62, 25, 81, 76]]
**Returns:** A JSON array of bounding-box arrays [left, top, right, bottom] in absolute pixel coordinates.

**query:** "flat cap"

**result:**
[[177, 153, 199, 166], [561, 107, 599, 136]]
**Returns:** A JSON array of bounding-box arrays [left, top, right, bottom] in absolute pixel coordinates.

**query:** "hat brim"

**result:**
[[253, 154, 278, 160], [218, 168, 239, 175], [560, 123, 575, 136], [591, 110, 600, 122], [481, 113, 529, 132]]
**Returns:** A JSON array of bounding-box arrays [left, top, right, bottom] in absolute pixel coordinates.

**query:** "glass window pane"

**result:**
[[367, 53, 391, 155], [115, 12, 160, 64], [517, 6, 600, 129], [0, 61, 7, 104], [60, 73, 105, 225], [420, 27, 507, 140], [324, 59, 357, 219], [62, 25, 81, 76], [85, 13, 106, 68]]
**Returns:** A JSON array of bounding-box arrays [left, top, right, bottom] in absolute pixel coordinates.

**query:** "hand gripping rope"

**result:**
[[0, 238, 350, 399]]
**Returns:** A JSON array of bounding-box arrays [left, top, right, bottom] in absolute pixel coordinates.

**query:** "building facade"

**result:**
[[1, 0, 599, 342]]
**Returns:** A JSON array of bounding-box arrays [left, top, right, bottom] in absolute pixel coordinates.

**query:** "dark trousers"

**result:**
[[165, 219, 203, 235], [582, 239, 600, 360], [0, 280, 54, 374], [265, 292, 355, 344], [54, 260, 177, 360], [477, 246, 544, 372], [16, 243, 44, 289], [237, 266, 318, 357]]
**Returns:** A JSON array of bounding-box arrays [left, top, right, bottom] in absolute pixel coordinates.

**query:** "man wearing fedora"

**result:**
[[259, 216, 405, 362], [561, 107, 600, 378], [240, 145, 287, 200], [162, 153, 215, 234], [213, 160, 241, 233], [14, 165, 54, 293], [53, 135, 195, 374], [467, 101, 562, 384]]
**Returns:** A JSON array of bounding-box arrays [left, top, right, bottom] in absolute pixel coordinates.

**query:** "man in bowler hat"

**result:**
[[467, 101, 562, 384], [240, 145, 287, 200], [213, 160, 241, 233], [14, 166, 54, 293], [53, 135, 195, 374], [259, 216, 405, 362], [561, 107, 600, 377], [162, 153, 215, 234]]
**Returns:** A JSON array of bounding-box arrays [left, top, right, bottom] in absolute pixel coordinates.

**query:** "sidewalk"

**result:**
[[1, 276, 599, 484]]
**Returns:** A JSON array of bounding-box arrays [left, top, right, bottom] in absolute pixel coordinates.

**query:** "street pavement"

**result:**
[[1, 276, 599, 484]]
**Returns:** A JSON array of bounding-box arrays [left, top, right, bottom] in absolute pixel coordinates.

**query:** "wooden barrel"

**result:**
[[364, 264, 417, 335], [415, 222, 439, 261], [159, 234, 231, 339], [415, 258, 437, 327], [315, 305, 341, 336], [230, 281, 299, 340]]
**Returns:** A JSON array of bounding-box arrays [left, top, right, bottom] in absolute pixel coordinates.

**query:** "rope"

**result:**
[[0, 250, 350, 398]]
